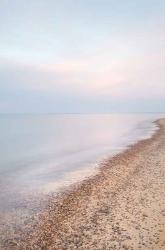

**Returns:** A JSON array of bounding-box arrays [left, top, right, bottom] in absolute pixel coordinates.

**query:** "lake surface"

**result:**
[[0, 113, 164, 212]]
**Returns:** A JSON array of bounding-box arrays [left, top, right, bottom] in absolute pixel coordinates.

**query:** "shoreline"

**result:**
[[2, 118, 165, 249]]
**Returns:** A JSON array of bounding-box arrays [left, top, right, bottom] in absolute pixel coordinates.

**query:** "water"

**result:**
[[0, 113, 164, 213]]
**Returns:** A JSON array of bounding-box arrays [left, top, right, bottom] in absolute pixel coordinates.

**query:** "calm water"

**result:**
[[0, 113, 164, 212]]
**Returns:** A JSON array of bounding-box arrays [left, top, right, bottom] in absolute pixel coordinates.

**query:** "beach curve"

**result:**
[[3, 118, 165, 250]]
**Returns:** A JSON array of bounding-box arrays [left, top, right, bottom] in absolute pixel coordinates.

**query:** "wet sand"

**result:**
[[2, 119, 165, 249]]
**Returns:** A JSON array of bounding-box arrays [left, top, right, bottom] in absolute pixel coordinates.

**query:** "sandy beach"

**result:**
[[2, 118, 165, 250]]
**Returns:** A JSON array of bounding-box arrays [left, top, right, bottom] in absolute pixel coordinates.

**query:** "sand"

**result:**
[[2, 119, 165, 250]]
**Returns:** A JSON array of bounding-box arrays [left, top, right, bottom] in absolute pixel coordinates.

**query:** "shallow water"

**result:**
[[0, 113, 164, 212]]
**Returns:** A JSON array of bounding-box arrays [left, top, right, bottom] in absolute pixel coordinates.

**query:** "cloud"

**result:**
[[0, 37, 165, 102], [0, 10, 165, 114]]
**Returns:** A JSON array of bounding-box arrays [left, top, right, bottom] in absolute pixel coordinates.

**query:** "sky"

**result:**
[[0, 0, 165, 113]]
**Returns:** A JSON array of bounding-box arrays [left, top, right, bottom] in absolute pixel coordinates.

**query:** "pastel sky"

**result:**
[[0, 0, 165, 113]]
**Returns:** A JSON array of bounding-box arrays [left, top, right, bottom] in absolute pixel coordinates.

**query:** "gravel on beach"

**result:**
[[2, 119, 165, 250]]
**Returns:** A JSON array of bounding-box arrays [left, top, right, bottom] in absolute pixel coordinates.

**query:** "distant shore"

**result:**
[[3, 118, 165, 249]]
